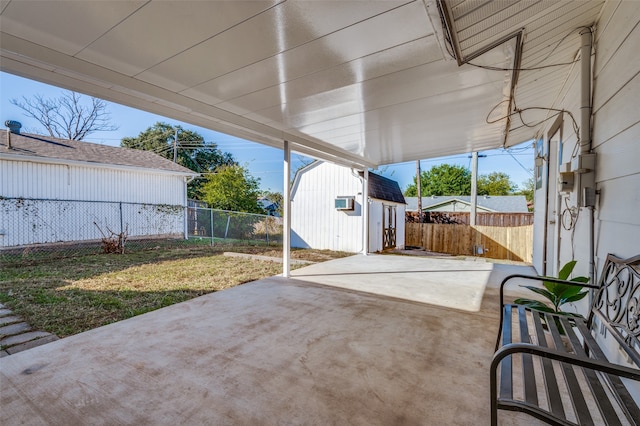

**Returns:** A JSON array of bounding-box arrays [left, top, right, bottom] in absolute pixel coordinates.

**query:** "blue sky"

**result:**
[[1, 72, 534, 194]]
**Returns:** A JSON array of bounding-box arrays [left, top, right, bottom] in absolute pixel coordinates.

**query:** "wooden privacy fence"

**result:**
[[405, 222, 533, 262], [406, 211, 533, 226]]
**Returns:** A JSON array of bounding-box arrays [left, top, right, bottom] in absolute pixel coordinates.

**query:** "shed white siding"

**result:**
[[291, 162, 405, 253], [1, 159, 186, 205], [291, 162, 363, 253]]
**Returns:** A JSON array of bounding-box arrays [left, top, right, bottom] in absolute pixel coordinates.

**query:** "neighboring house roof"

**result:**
[[1, 131, 197, 176], [258, 197, 280, 216], [405, 196, 529, 213], [365, 172, 406, 204]]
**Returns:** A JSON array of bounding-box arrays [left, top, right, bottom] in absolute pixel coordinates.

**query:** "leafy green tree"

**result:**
[[477, 172, 516, 196], [405, 164, 472, 196], [515, 177, 535, 210], [202, 165, 264, 213], [121, 122, 236, 199]]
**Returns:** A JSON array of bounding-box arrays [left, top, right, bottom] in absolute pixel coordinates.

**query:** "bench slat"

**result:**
[[574, 318, 640, 425], [500, 304, 513, 400], [559, 316, 623, 426], [518, 305, 538, 406], [532, 311, 566, 419], [546, 312, 595, 426]]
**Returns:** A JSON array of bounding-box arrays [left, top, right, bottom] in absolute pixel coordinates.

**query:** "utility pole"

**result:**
[[470, 152, 478, 225], [173, 128, 178, 163], [469, 152, 487, 226], [416, 160, 422, 222]]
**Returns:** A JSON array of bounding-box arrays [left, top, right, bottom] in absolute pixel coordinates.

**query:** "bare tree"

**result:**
[[10, 91, 118, 140]]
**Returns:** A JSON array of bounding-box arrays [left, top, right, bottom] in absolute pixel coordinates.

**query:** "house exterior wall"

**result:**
[[589, 1, 640, 400], [291, 162, 405, 253], [590, 0, 640, 263], [534, 1, 640, 278], [532, 0, 640, 401], [0, 158, 188, 247], [1, 159, 186, 205]]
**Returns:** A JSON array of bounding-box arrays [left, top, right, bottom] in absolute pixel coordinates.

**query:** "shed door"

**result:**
[[383, 205, 396, 249]]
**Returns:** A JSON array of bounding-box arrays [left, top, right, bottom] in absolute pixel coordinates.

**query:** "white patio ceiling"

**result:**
[[0, 0, 604, 169]]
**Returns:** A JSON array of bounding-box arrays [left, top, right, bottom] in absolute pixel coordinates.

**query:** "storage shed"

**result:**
[[291, 161, 405, 253], [0, 128, 198, 247]]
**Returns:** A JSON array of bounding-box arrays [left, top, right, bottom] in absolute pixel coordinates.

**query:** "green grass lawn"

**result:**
[[0, 246, 350, 338]]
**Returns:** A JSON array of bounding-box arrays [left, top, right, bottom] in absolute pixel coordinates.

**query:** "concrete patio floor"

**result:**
[[1, 254, 537, 425]]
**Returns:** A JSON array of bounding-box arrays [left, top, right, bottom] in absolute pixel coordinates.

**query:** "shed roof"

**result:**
[[405, 196, 529, 213], [366, 172, 406, 205], [0, 131, 197, 176], [291, 161, 405, 204]]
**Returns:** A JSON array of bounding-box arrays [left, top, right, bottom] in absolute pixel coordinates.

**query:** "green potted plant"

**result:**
[[514, 260, 590, 318]]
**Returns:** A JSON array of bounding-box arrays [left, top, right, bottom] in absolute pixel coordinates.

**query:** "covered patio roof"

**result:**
[[0, 0, 604, 168]]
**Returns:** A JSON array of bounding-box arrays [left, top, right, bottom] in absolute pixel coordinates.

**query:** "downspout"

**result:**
[[542, 143, 550, 276], [579, 27, 595, 286]]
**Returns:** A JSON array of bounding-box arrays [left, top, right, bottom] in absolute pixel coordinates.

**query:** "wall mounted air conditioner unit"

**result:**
[[335, 196, 355, 211]]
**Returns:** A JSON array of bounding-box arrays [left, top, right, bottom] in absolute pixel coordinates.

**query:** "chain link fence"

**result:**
[[187, 206, 282, 246], [0, 197, 282, 265]]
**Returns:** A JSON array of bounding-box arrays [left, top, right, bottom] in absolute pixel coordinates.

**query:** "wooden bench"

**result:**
[[491, 254, 640, 425]]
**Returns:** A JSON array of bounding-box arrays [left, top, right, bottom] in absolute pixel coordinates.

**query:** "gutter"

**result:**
[[0, 152, 198, 178], [437, 0, 524, 148]]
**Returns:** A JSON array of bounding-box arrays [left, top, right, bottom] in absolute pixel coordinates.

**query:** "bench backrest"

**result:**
[[589, 254, 640, 366]]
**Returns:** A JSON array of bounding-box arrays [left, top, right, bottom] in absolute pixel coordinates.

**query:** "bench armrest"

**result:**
[[491, 342, 640, 383], [494, 275, 600, 351], [498, 274, 600, 308]]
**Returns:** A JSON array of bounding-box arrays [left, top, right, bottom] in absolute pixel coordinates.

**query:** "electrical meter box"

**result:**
[[559, 162, 574, 193]]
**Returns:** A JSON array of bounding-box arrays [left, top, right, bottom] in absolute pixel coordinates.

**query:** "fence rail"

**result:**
[[406, 211, 533, 226], [0, 197, 282, 264], [405, 222, 533, 262]]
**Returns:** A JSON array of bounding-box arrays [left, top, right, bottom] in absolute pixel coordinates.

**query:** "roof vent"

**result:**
[[5, 120, 22, 134]]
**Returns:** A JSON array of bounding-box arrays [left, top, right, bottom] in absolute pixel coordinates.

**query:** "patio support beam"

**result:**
[[283, 140, 291, 277], [362, 168, 369, 255]]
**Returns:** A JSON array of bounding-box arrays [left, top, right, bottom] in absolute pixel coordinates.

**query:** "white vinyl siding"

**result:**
[[1, 158, 188, 247], [1, 159, 186, 205], [291, 162, 363, 252], [590, 0, 640, 264], [291, 162, 405, 253], [534, 0, 640, 277], [532, 0, 640, 402]]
